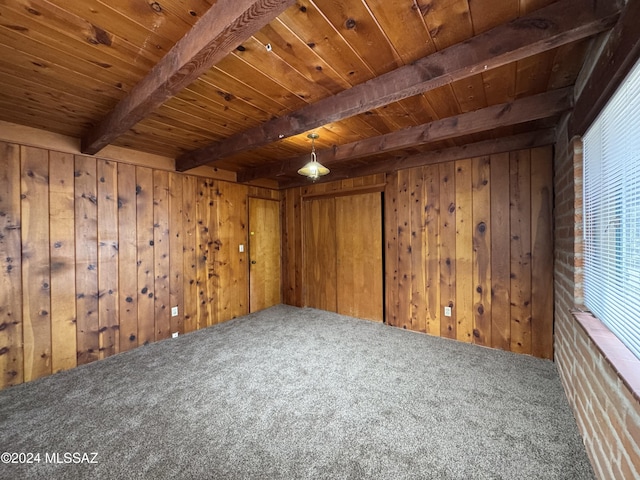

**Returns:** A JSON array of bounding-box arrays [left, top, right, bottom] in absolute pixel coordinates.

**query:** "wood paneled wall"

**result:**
[[282, 149, 553, 359], [385, 147, 554, 358], [0, 141, 258, 389]]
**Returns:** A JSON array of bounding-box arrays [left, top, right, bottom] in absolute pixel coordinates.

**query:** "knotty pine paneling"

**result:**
[[455, 159, 474, 344], [0, 142, 23, 387], [49, 151, 77, 372], [21, 146, 51, 381], [472, 156, 492, 346], [168, 173, 185, 336], [281, 151, 553, 359], [0, 140, 254, 390], [117, 163, 138, 352], [75, 156, 99, 366], [97, 159, 119, 359], [489, 153, 512, 350], [509, 150, 533, 354], [438, 161, 457, 339], [182, 175, 198, 334], [195, 178, 215, 330], [136, 166, 155, 347], [384, 147, 554, 358], [153, 170, 171, 342]]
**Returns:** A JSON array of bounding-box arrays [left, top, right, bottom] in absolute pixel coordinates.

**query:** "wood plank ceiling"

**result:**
[[0, 0, 621, 188]]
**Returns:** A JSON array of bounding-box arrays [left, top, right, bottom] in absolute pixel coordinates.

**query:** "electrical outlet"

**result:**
[[172, 332, 179, 339], [171, 306, 178, 317], [444, 306, 452, 317]]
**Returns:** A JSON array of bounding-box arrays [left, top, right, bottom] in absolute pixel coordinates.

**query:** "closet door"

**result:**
[[336, 193, 383, 322], [303, 197, 337, 312]]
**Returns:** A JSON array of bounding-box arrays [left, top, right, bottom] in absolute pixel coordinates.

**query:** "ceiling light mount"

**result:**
[[298, 133, 329, 181]]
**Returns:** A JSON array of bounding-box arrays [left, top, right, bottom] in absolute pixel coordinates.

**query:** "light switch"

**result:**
[[239, 244, 244, 253]]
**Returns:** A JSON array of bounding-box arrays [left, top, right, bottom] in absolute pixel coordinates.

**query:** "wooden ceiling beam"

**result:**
[[237, 88, 572, 183], [176, 0, 619, 171], [278, 129, 557, 189], [570, 0, 640, 136], [80, 0, 296, 156]]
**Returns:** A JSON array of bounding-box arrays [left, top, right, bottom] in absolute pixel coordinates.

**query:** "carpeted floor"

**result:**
[[0, 305, 593, 479]]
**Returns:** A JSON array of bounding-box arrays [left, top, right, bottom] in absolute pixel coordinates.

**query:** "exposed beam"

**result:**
[[277, 129, 557, 190], [237, 88, 572, 183], [176, 0, 619, 171], [81, 0, 296, 155], [570, 0, 640, 136]]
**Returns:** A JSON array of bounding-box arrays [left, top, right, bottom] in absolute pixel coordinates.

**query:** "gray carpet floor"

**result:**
[[0, 305, 593, 479]]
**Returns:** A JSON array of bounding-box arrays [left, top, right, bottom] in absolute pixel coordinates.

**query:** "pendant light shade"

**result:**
[[298, 133, 329, 180]]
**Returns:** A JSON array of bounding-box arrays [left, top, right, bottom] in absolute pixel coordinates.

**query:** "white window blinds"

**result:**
[[583, 57, 640, 361]]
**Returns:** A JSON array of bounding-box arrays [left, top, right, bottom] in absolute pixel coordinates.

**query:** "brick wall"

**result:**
[[554, 123, 640, 479]]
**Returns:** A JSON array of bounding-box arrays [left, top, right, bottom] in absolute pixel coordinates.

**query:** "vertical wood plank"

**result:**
[[530, 146, 554, 359], [169, 173, 185, 335], [282, 189, 297, 306], [49, 151, 77, 372], [136, 167, 155, 346], [0, 142, 23, 387], [75, 155, 99, 365], [472, 156, 492, 347], [455, 159, 473, 343], [510, 150, 532, 354], [290, 188, 304, 307], [424, 164, 441, 335], [439, 162, 456, 339], [21, 147, 52, 381], [117, 163, 138, 352], [195, 179, 213, 329], [153, 170, 170, 341], [490, 153, 512, 351], [182, 175, 198, 333], [384, 172, 399, 326], [410, 167, 426, 332], [396, 169, 412, 330], [97, 159, 119, 358], [234, 183, 249, 319]]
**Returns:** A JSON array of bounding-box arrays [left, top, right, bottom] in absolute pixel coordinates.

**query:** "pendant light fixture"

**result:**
[[297, 133, 329, 180]]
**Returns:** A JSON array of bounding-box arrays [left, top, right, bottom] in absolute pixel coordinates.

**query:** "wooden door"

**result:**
[[303, 198, 337, 311], [336, 193, 383, 321], [249, 198, 281, 313], [303, 193, 383, 321]]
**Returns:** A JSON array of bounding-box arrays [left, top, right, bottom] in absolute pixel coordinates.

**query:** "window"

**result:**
[[583, 58, 640, 361]]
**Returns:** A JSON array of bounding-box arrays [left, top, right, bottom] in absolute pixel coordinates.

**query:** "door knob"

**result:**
[[251, 260, 256, 264]]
